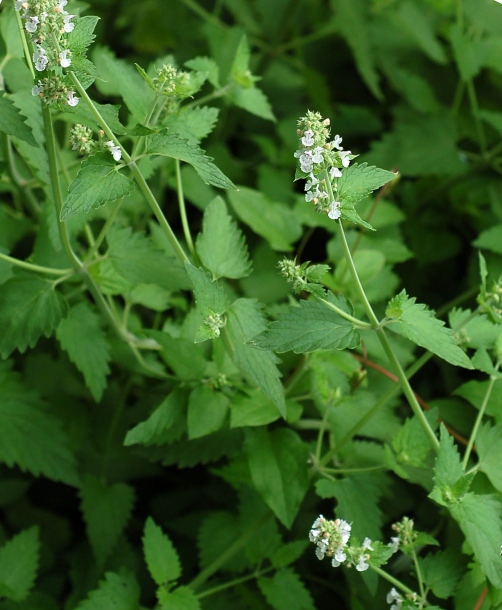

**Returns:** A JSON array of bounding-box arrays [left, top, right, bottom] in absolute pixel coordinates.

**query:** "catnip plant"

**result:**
[[1, 0, 502, 608]]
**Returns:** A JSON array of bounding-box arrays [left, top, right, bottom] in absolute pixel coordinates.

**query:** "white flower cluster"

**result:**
[[309, 515, 373, 572], [386, 588, 422, 610], [16, 0, 79, 106], [295, 111, 354, 221]]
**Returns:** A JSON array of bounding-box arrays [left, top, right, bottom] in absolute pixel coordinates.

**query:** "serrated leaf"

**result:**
[[186, 263, 231, 314], [226, 298, 286, 417], [0, 95, 37, 147], [474, 223, 502, 254], [157, 586, 201, 610], [198, 511, 248, 574], [163, 106, 220, 143], [146, 133, 236, 190], [143, 517, 181, 586], [476, 423, 502, 492], [429, 426, 464, 507], [257, 568, 315, 610], [385, 290, 473, 369], [270, 541, 308, 569], [245, 428, 309, 528], [337, 162, 397, 205], [449, 493, 502, 590], [61, 154, 135, 220], [187, 385, 229, 439], [0, 275, 68, 359], [64, 102, 126, 135], [0, 527, 40, 602], [148, 330, 208, 380], [418, 550, 465, 599], [80, 475, 135, 566], [391, 410, 438, 469], [107, 225, 188, 290], [185, 56, 220, 88], [124, 389, 187, 447], [229, 85, 276, 122], [75, 570, 140, 610], [196, 197, 251, 279], [396, 0, 447, 64], [56, 302, 110, 402], [252, 294, 360, 353], [228, 187, 302, 251], [0, 370, 78, 485], [67, 16, 100, 54]]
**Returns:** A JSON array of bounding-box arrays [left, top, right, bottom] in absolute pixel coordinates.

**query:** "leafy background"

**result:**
[[2, 0, 502, 608]]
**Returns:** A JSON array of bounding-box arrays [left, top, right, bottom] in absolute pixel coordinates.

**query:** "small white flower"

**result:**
[[355, 555, 369, 571], [362, 537, 374, 551], [338, 520, 351, 544], [67, 91, 79, 106], [330, 166, 342, 179], [106, 140, 122, 161], [386, 588, 402, 609], [332, 134, 343, 150], [339, 150, 351, 168], [305, 174, 318, 190], [333, 547, 346, 566], [31, 81, 44, 96], [388, 536, 400, 553], [15, 1, 24, 11], [311, 146, 324, 164], [328, 201, 341, 220], [301, 130, 315, 147], [63, 13, 75, 32], [25, 16, 39, 33], [33, 45, 49, 71], [59, 49, 71, 68]]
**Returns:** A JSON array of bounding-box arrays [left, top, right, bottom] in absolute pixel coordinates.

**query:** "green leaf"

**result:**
[[198, 511, 249, 574], [449, 493, 502, 590], [67, 16, 100, 55], [143, 517, 181, 586], [124, 389, 187, 447], [196, 197, 252, 280], [230, 391, 301, 428], [226, 299, 286, 417], [429, 426, 465, 507], [257, 568, 315, 610], [148, 331, 208, 381], [474, 223, 502, 254], [75, 570, 140, 610], [270, 541, 309, 570], [396, 0, 447, 64], [0, 527, 40, 602], [245, 427, 309, 528], [80, 475, 135, 566], [337, 163, 397, 205], [228, 85, 276, 122], [162, 106, 220, 143], [332, 0, 382, 99], [64, 102, 126, 135], [251, 294, 360, 353], [476, 423, 502, 492], [56, 302, 110, 402], [186, 263, 231, 315], [385, 290, 473, 369], [185, 56, 220, 88], [0, 370, 78, 485], [107, 225, 188, 290], [390, 410, 438, 469], [157, 586, 201, 610], [228, 187, 302, 251], [418, 550, 465, 599], [146, 133, 236, 190], [0, 275, 67, 359], [61, 154, 135, 220], [449, 24, 485, 82], [454, 379, 502, 422], [0, 94, 37, 147], [188, 385, 229, 439]]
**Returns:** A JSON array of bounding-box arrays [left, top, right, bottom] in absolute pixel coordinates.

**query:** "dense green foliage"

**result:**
[[2, 0, 502, 608]]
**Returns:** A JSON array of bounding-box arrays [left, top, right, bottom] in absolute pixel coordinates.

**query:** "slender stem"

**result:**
[[462, 367, 499, 470], [183, 84, 232, 110], [0, 251, 73, 276], [466, 80, 487, 156], [318, 297, 372, 329], [412, 548, 425, 599], [188, 512, 271, 591], [69, 73, 190, 265], [175, 159, 197, 262], [197, 567, 275, 599], [84, 198, 122, 263], [334, 218, 439, 452], [371, 566, 416, 597]]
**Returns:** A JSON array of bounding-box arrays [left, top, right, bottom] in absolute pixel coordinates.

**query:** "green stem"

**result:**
[[183, 84, 232, 110], [412, 548, 425, 599], [84, 198, 123, 263], [188, 512, 271, 591], [466, 80, 487, 156], [197, 566, 274, 599], [371, 566, 416, 597], [462, 367, 499, 470], [318, 297, 372, 329], [69, 73, 189, 265], [175, 159, 197, 262], [0, 251, 73, 276]]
